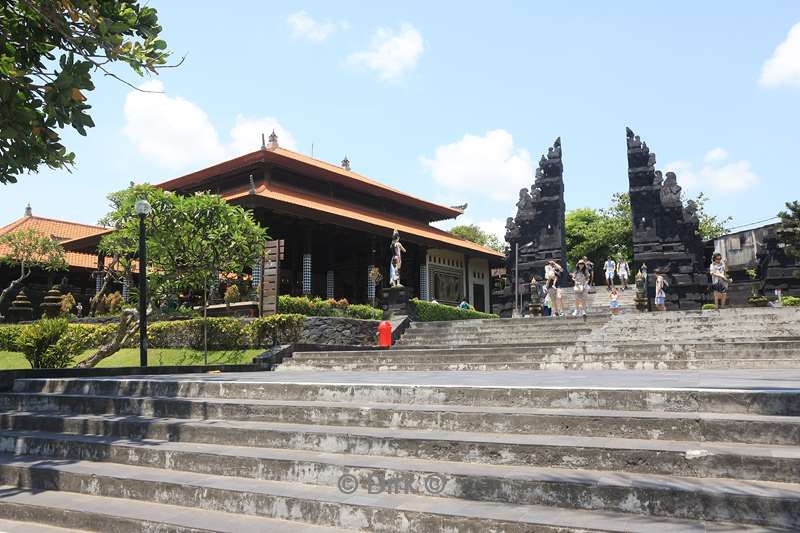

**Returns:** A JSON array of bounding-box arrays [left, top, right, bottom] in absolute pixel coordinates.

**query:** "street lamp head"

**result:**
[[135, 199, 152, 216]]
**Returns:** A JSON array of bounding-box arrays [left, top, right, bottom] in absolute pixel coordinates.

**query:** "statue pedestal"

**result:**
[[379, 285, 414, 316]]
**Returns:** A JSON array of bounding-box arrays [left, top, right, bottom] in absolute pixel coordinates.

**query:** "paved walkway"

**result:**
[[57, 369, 800, 391]]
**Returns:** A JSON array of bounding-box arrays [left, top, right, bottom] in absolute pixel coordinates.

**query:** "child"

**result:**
[[609, 288, 621, 315]]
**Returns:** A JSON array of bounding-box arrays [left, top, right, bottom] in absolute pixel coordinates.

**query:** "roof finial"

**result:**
[[24, 203, 32, 217], [248, 174, 256, 194], [261, 133, 266, 151], [341, 155, 350, 171], [267, 129, 278, 150]]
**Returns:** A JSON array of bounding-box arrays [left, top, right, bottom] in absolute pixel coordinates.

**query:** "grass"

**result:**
[[0, 348, 263, 370]]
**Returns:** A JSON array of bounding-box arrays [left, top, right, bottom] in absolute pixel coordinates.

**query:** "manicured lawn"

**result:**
[[0, 348, 263, 370]]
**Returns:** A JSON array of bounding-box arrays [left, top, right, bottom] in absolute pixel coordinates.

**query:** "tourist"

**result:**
[[709, 252, 730, 309], [572, 260, 590, 317], [617, 258, 629, 291], [654, 269, 669, 311], [544, 261, 564, 317], [582, 256, 595, 289], [604, 256, 616, 291], [609, 288, 621, 315], [458, 300, 470, 310]]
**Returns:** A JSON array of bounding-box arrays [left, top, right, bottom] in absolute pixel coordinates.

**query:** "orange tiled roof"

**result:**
[[156, 147, 465, 222], [0, 215, 108, 270], [224, 181, 504, 259]]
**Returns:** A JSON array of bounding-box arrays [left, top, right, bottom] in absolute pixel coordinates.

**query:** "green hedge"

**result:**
[[701, 303, 717, 310], [147, 316, 304, 349], [278, 295, 383, 320], [783, 296, 800, 307], [0, 315, 306, 353], [411, 299, 499, 321]]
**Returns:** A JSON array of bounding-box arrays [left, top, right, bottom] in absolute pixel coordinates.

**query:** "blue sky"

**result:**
[[3, 1, 800, 240]]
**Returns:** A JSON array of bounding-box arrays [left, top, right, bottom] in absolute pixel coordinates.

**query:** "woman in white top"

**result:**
[[654, 269, 669, 312], [709, 253, 729, 309], [572, 260, 590, 317], [616, 258, 629, 290]]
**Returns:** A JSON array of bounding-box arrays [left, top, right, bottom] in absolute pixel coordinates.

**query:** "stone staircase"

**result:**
[[278, 307, 800, 372], [0, 375, 799, 530]]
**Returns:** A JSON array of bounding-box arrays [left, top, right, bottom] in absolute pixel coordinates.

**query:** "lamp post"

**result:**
[[135, 199, 152, 367]]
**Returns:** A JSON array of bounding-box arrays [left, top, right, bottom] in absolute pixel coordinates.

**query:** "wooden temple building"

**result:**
[[61, 132, 504, 312], [0, 205, 114, 317]]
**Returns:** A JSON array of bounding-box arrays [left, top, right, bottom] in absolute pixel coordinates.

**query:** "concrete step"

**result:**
[[0, 484, 335, 532], [277, 358, 800, 372], [0, 518, 81, 532], [0, 453, 797, 529], [4, 402, 799, 445], [9, 379, 800, 414], [2, 425, 799, 483], [287, 347, 800, 364]]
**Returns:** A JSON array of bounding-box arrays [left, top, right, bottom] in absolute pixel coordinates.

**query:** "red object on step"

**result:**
[[378, 320, 392, 348]]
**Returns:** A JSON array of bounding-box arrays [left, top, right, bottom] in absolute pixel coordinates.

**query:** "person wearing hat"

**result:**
[[654, 268, 669, 311], [572, 260, 590, 317]]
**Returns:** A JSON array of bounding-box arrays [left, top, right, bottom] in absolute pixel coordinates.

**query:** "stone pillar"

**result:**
[[251, 257, 262, 288], [122, 274, 130, 302], [367, 265, 376, 302], [303, 227, 312, 296], [419, 264, 429, 301], [464, 254, 470, 303], [94, 253, 105, 295], [326, 270, 334, 299]]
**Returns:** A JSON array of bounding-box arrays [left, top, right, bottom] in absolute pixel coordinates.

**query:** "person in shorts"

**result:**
[[710, 252, 729, 309], [572, 260, 590, 317], [604, 256, 616, 291], [609, 288, 621, 315], [616, 258, 629, 290]]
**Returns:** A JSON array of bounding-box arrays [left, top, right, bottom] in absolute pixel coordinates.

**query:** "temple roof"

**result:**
[[155, 146, 465, 222], [223, 180, 504, 259], [0, 214, 109, 270]]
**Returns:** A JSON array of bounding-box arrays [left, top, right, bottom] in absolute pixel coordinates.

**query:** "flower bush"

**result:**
[[411, 299, 499, 321], [278, 295, 382, 320]]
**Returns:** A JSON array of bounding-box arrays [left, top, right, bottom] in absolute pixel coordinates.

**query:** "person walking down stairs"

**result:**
[[604, 256, 616, 291], [572, 260, 591, 317]]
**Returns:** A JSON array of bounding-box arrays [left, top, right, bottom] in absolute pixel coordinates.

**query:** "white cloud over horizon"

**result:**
[[666, 148, 760, 195], [287, 10, 349, 42], [347, 23, 424, 80], [760, 22, 800, 88], [703, 147, 729, 163], [123, 80, 296, 171], [421, 129, 533, 202]]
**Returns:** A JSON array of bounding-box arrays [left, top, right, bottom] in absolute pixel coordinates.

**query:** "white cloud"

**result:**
[[421, 129, 533, 202], [665, 154, 760, 195], [760, 22, 800, 88], [347, 23, 424, 80], [123, 80, 227, 169], [703, 147, 728, 163], [287, 10, 348, 42], [476, 218, 507, 243], [123, 81, 296, 170]]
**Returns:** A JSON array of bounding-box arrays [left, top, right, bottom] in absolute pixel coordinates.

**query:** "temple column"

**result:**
[[94, 253, 105, 295], [326, 241, 334, 299], [367, 238, 377, 304], [302, 227, 312, 296], [464, 254, 471, 303], [419, 247, 429, 301]]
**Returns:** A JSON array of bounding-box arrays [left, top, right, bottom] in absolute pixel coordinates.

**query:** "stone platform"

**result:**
[[0, 368, 797, 531]]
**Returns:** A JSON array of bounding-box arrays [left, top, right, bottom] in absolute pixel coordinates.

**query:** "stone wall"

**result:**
[[300, 317, 379, 346]]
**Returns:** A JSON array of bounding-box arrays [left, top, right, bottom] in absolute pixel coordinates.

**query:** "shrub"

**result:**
[[783, 296, 800, 307], [0, 325, 24, 351], [16, 318, 81, 368], [411, 299, 499, 322], [224, 285, 240, 305], [702, 303, 717, 310], [60, 293, 76, 316], [96, 291, 123, 315], [249, 314, 304, 347], [148, 318, 251, 350], [278, 295, 382, 319], [344, 304, 384, 320]]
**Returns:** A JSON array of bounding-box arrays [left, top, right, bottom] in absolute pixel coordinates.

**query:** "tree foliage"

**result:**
[[0, 1, 172, 184], [450, 224, 504, 252], [778, 201, 800, 259], [564, 191, 731, 267], [98, 184, 268, 303]]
